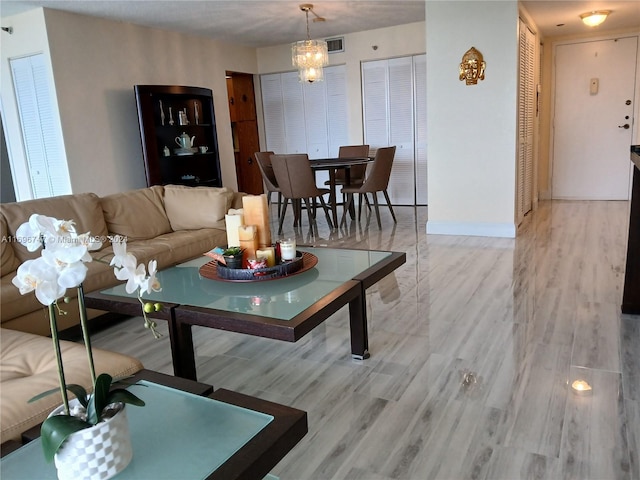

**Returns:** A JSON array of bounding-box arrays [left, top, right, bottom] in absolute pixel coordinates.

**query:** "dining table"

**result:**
[[309, 157, 373, 228]]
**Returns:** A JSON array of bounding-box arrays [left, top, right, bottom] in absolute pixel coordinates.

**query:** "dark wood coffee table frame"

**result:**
[[85, 249, 406, 381], [1, 369, 307, 480]]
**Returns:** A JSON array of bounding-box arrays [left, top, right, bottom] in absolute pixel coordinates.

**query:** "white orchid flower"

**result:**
[[109, 236, 137, 268], [14, 214, 164, 340], [12, 257, 65, 305], [42, 245, 89, 288], [120, 262, 147, 294], [31, 214, 58, 235], [139, 260, 162, 294], [74, 232, 103, 261], [53, 219, 76, 236], [57, 261, 88, 289], [16, 214, 57, 252]]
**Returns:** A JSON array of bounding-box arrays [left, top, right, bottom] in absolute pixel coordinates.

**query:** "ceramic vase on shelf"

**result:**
[[49, 399, 133, 480]]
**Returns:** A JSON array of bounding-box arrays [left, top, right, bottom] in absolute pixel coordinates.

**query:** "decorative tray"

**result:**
[[199, 251, 318, 282]]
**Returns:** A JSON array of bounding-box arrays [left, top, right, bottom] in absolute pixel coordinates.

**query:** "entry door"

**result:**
[[552, 36, 637, 200]]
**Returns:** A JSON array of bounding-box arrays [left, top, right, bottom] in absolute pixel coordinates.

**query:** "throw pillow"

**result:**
[[101, 186, 172, 241], [163, 185, 234, 231]]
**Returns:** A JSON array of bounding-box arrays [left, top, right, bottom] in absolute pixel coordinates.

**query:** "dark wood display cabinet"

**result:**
[[134, 85, 222, 187]]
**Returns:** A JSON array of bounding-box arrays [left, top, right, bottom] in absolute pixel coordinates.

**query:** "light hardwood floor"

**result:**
[[91, 200, 639, 480]]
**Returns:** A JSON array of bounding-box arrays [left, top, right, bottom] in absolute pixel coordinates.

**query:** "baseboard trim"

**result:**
[[426, 221, 516, 238]]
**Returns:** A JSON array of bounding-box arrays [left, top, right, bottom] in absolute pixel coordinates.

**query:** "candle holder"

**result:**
[[279, 239, 297, 261]]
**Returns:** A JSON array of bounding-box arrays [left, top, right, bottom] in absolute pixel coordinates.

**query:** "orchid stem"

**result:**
[[137, 296, 162, 339], [77, 284, 96, 385], [49, 303, 70, 415]]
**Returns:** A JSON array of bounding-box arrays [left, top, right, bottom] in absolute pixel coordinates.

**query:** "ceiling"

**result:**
[[1, 1, 638, 47]]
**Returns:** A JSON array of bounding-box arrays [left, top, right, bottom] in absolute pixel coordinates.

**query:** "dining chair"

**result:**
[[340, 146, 397, 229], [271, 154, 334, 235], [324, 145, 370, 219], [254, 151, 282, 216], [333, 145, 370, 186]]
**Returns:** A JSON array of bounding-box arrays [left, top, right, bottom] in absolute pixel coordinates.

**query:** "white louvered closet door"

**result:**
[[362, 60, 389, 150], [388, 57, 415, 205], [10, 54, 71, 198], [362, 55, 426, 205], [517, 19, 536, 223], [281, 72, 307, 154], [325, 65, 348, 157], [261, 65, 347, 164], [260, 74, 287, 154], [303, 79, 329, 159]]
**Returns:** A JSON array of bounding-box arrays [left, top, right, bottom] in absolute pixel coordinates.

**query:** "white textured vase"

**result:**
[[49, 400, 133, 480]]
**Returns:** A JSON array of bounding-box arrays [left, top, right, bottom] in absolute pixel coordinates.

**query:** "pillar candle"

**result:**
[[238, 225, 258, 265], [256, 247, 276, 267], [242, 194, 271, 248], [225, 209, 244, 248]]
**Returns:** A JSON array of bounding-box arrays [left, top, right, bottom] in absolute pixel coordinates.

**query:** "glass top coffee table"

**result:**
[[0, 370, 307, 480], [85, 247, 406, 381]]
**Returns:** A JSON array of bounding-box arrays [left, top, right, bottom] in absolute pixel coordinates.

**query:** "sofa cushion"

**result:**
[[0, 214, 20, 276], [0, 328, 143, 443], [0, 193, 110, 264], [101, 186, 172, 241], [163, 185, 234, 231]]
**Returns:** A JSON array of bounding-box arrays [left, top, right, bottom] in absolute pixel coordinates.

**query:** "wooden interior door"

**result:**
[[226, 72, 263, 194]]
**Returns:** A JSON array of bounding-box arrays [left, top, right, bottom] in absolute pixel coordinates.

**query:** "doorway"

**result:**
[[552, 36, 637, 200], [225, 71, 263, 195]]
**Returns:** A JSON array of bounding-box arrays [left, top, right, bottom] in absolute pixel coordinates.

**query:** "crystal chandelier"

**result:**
[[291, 4, 329, 83]]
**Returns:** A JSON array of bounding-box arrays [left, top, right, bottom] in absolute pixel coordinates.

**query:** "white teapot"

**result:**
[[175, 132, 195, 149]]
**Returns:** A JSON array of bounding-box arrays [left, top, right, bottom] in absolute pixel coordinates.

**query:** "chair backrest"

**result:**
[[271, 154, 320, 200], [359, 146, 396, 192], [254, 151, 278, 191], [337, 145, 370, 182], [338, 145, 369, 159]]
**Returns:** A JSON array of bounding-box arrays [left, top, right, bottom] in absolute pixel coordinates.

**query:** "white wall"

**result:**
[[257, 22, 426, 148], [1, 8, 259, 197], [426, 1, 519, 238]]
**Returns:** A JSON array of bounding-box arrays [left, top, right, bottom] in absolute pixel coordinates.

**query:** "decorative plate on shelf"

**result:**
[[199, 251, 318, 282], [174, 147, 197, 156]]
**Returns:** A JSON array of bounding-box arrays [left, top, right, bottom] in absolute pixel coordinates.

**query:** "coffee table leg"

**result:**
[[349, 286, 370, 360], [168, 315, 198, 381]]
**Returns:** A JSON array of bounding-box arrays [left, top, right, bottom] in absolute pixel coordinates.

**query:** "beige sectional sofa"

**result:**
[[1, 184, 244, 336], [1, 329, 143, 444], [0, 185, 244, 444]]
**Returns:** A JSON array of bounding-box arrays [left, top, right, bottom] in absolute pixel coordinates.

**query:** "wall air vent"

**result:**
[[326, 37, 344, 53]]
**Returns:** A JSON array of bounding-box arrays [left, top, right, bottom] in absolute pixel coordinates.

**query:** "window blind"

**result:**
[[10, 53, 71, 198]]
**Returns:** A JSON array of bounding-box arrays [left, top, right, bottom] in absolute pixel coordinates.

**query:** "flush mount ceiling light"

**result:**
[[580, 10, 611, 27], [291, 3, 329, 83]]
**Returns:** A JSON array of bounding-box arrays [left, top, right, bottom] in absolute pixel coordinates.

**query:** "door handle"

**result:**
[[618, 124, 630, 129], [247, 157, 253, 164]]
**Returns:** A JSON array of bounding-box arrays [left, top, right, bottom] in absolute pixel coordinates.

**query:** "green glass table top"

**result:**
[[99, 247, 392, 321], [0, 380, 273, 480]]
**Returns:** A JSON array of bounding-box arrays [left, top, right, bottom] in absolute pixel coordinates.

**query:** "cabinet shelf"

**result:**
[[157, 124, 213, 129], [134, 85, 222, 188]]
